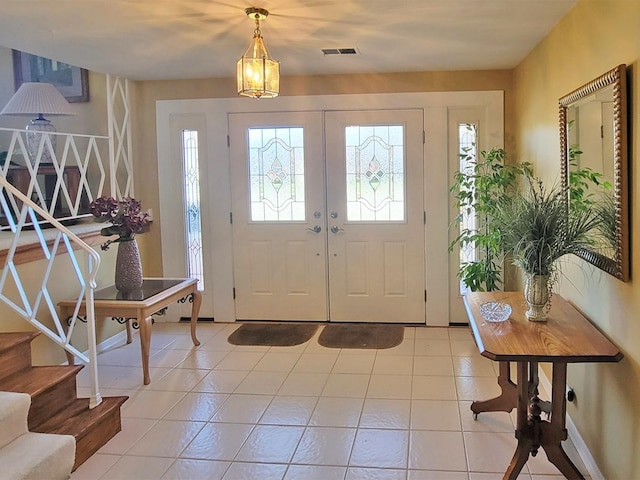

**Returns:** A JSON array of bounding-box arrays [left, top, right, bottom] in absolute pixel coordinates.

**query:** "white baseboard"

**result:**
[[538, 368, 605, 480]]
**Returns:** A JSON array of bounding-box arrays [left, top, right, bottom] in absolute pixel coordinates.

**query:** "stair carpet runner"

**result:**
[[0, 331, 127, 479]]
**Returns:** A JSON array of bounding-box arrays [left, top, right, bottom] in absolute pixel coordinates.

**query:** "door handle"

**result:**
[[330, 225, 344, 234], [306, 225, 322, 233]]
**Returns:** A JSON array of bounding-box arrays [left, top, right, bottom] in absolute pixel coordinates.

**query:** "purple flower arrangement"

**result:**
[[89, 196, 151, 251]]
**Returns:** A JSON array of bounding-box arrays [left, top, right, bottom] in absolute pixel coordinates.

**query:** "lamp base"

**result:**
[[26, 117, 56, 166]]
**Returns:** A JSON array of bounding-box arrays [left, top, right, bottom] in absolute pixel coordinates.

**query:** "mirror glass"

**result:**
[[560, 64, 629, 281]]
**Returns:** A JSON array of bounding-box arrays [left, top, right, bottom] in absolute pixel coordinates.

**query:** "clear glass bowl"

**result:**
[[479, 302, 512, 322]]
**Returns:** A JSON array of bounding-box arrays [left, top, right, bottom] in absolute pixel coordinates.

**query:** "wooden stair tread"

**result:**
[[34, 396, 128, 438], [0, 365, 84, 396], [0, 331, 40, 354]]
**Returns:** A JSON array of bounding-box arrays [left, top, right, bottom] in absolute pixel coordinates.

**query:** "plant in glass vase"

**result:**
[[90, 196, 151, 292]]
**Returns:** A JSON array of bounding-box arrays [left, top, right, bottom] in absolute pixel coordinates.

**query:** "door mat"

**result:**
[[318, 324, 404, 349], [227, 323, 319, 347]]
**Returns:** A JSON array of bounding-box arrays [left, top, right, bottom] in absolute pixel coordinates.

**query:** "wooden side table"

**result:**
[[59, 278, 202, 385], [464, 291, 622, 480]]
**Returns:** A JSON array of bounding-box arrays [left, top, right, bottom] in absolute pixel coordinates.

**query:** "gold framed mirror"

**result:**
[[559, 64, 629, 281]]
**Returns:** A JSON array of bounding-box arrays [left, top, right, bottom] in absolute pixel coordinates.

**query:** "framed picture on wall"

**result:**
[[12, 50, 89, 103]]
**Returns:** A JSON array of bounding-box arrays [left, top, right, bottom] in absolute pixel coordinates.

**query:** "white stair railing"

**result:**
[[0, 177, 102, 408]]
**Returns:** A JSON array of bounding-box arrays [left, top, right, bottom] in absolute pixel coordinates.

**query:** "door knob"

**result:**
[[306, 225, 322, 233], [330, 225, 344, 234]]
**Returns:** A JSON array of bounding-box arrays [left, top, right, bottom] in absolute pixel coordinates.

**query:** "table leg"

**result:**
[[139, 315, 153, 385], [125, 319, 133, 344], [190, 289, 202, 346], [503, 361, 532, 479], [471, 361, 517, 418], [537, 363, 585, 480]]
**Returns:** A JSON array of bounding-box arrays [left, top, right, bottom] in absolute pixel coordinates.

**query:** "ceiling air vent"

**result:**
[[322, 48, 358, 55]]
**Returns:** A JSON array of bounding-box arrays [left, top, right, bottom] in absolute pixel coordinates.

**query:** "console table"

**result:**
[[59, 277, 202, 385], [463, 291, 622, 480]]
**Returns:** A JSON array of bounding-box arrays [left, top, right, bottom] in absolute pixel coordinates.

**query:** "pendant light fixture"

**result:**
[[237, 7, 280, 99]]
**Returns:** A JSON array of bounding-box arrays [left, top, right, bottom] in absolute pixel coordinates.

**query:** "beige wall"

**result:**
[[513, 1, 640, 478], [133, 70, 514, 274]]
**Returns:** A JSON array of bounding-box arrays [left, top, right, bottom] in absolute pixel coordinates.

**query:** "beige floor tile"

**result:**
[[408, 470, 470, 480], [234, 370, 288, 395], [215, 351, 266, 370], [222, 462, 287, 480], [455, 376, 501, 401], [452, 356, 497, 377], [346, 467, 408, 479], [413, 356, 454, 376], [127, 420, 205, 457], [411, 376, 458, 400], [464, 431, 520, 473], [278, 372, 329, 396], [71, 453, 121, 479], [309, 396, 364, 427], [259, 396, 318, 426], [322, 373, 370, 397], [350, 428, 409, 469], [101, 455, 175, 480], [458, 401, 514, 433], [235, 425, 305, 463], [376, 338, 415, 356], [448, 327, 472, 340], [284, 464, 347, 480], [180, 422, 254, 461], [254, 352, 303, 372], [367, 374, 413, 399], [414, 338, 452, 356], [410, 400, 461, 431], [148, 349, 193, 368], [415, 327, 450, 340], [408, 430, 467, 471], [162, 392, 229, 421], [192, 369, 249, 393], [332, 351, 376, 374], [210, 393, 272, 423], [160, 459, 230, 480], [292, 353, 339, 373], [360, 399, 411, 429], [468, 474, 531, 479], [372, 355, 414, 375], [176, 350, 229, 369], [98, 417, 158, 455], [146, 368, 209, 391], [292, 426, 357, 466], [451, 339, 481, 357], [121, 390, 186, 419], [526, 437, 588, 477]]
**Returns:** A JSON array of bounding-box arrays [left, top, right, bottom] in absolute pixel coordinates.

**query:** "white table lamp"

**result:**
[[1, 82, 75, 165]]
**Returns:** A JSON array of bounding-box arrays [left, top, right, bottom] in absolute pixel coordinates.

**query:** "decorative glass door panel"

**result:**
[[345, 125, 405, 222]]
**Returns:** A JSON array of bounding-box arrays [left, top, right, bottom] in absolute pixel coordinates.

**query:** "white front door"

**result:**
[[229, 109, 425, 323]]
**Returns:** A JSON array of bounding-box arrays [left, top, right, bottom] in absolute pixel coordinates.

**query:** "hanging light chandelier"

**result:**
[[237, 7, 280, 99]]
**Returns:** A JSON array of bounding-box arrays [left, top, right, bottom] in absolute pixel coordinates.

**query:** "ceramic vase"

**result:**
[[115, 239, 143, 292], [524, 273, 550, 321]]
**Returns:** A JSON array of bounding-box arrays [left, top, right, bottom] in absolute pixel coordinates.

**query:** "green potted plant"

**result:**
[[496, 175, 600, 321], [449, 146, 530, 292]]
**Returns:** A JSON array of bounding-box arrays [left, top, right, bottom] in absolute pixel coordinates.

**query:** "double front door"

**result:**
[[229, 110, 425, 323]]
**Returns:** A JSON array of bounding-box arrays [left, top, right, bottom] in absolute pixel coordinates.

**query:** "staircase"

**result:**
[[0, 331, 127, 472]]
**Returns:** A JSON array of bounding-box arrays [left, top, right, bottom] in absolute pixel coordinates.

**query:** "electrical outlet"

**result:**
[[566, 386, 575, 402]]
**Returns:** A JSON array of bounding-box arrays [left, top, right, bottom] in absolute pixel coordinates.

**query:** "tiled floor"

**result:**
[[72, 322, 590, 480]]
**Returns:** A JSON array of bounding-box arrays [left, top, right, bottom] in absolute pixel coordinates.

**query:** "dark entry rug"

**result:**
[[227, 323, 319, 347], [318, 324, 404, 349]]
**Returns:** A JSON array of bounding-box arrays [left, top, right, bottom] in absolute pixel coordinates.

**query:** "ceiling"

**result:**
[[0, 0, 577, 82]]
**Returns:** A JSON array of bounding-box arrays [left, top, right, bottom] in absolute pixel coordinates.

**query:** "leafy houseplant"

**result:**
[[449, 146, 531, 292], [89, 196, 151, 251], [496, 175, 600, 320]]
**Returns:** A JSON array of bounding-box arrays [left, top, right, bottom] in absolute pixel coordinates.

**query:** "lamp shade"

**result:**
[[1, 82, 75, 117]]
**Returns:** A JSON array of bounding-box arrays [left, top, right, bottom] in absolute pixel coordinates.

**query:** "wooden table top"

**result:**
[[464, 291, 623, 363]]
